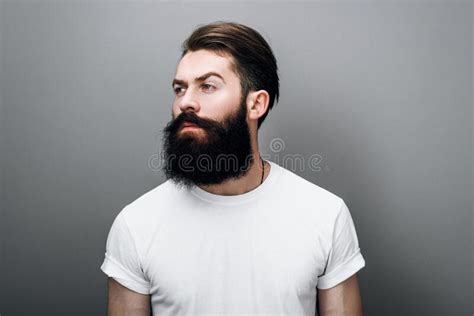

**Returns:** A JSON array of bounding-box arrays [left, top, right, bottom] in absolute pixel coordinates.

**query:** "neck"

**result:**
[[197, 150, 270, 196]]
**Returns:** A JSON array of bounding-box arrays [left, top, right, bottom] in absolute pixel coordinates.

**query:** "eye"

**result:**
[[201, 83, 216, 93], [173, 86, 185, 96]]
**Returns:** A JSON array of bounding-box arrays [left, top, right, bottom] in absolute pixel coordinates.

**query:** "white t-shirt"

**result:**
[[100, 160, 365, 315]]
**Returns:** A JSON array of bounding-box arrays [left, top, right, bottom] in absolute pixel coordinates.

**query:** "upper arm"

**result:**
[[317, 274, 363, 316], [107, 277, 151, 316]]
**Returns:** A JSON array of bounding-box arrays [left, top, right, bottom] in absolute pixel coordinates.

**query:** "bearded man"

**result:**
[[101, 21, 366, 316]]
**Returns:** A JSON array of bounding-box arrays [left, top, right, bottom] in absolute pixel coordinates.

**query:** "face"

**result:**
[[161, 49, 255, 189], [171, 49, 244, 128]]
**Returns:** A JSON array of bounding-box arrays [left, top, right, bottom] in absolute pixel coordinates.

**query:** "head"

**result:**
[[162, 21, 280, 189]]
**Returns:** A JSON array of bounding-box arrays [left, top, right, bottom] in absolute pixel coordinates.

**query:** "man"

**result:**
[[101, 21, 365, 315]]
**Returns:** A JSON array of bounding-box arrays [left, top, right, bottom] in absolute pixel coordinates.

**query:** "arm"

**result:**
[[107, 277, 152, 316], [317, 274, 363, 316]]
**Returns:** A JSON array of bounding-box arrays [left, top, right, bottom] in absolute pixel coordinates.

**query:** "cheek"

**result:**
[[171, 102, 180, 118], [204, 92, 240, 117]]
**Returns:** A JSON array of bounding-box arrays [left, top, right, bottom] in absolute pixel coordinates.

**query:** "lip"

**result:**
[[180, 122, 202, 131], [182, 122, 199, 128]]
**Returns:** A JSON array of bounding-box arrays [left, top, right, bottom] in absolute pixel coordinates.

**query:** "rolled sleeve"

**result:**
[[317, 200, 365, 290], [100, 209, 151, 295]]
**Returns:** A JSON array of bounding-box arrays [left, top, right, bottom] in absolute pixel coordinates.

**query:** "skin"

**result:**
[[107, 278, 151, 316], [107, 49, 364, 315], [317, 274, 364, 316]]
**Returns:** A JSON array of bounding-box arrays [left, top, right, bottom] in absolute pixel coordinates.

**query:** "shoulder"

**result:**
[[269, 162, 353, 255], [269, 162, 349, 239], [105, 180, 187, 258], [113, 180, 182, 239], [274, 162, 344, 210], [123, 180, 177, 212]]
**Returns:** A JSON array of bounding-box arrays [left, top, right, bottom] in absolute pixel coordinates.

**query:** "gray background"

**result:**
[[0, 1, 472, 315]]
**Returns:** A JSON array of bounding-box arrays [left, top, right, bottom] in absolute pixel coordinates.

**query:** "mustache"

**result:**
[[166, 111, 220, 132]]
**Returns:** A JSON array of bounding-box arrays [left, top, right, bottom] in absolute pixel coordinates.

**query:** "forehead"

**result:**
[[175, 50, 236, 81]]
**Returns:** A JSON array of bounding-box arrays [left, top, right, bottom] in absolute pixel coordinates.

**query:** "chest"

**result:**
[[143, 208, 328, 314]]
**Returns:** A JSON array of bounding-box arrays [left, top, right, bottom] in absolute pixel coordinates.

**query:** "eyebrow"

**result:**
[[172, 71, 226, 87]]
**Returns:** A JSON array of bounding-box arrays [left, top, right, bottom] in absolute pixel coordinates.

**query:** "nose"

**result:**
[[178, 88, 200, 113]]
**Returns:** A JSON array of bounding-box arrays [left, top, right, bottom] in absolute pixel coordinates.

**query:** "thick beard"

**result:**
[[161, 100, 254, 190]]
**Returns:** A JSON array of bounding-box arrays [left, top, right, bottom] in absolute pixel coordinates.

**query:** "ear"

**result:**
[[247, 90, 270, 122]]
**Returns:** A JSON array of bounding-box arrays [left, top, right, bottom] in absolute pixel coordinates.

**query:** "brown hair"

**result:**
[[181, 21, 280, 129]]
